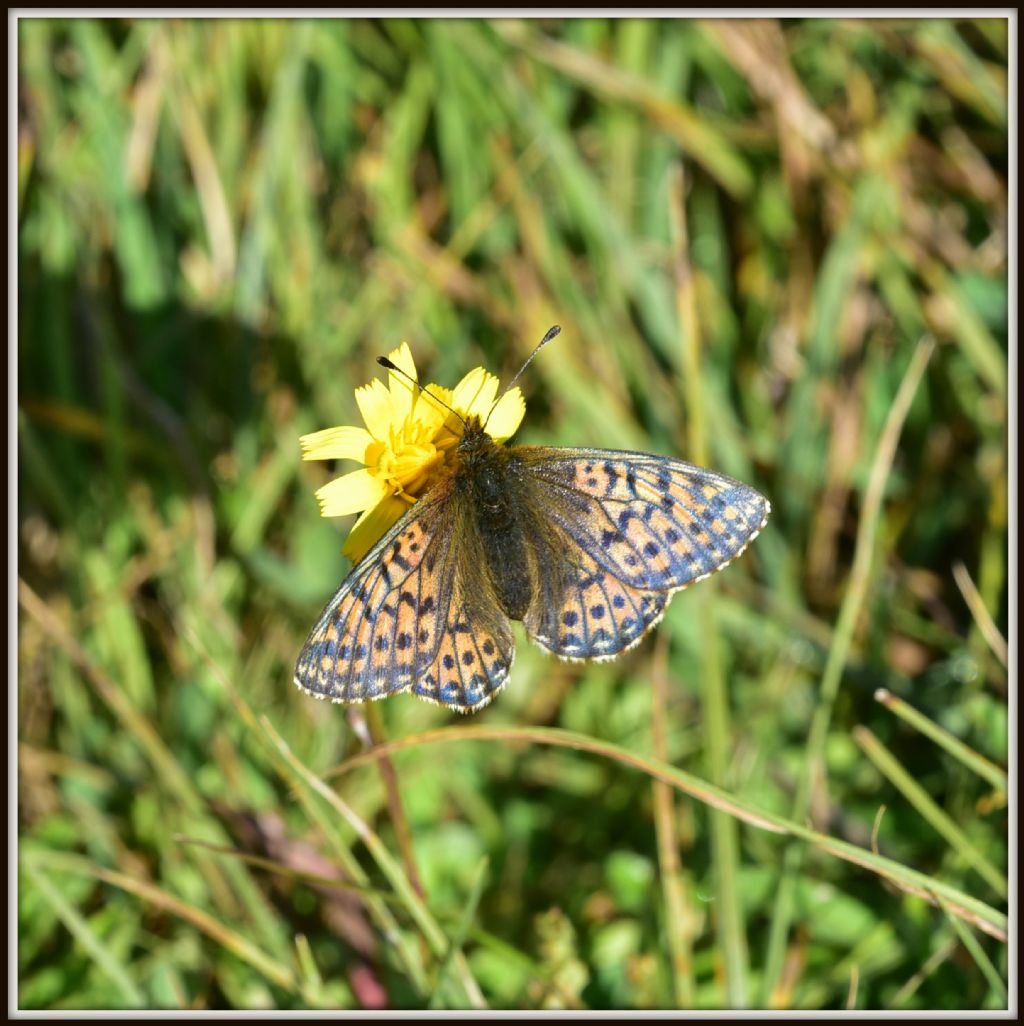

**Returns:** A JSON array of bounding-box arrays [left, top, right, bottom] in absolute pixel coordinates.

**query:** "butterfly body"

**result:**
[[295, 415, 770, 713], [453, 419, 556, 622]]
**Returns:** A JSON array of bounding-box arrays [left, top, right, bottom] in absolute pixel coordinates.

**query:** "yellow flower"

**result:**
[[300, 343, 525, 563]]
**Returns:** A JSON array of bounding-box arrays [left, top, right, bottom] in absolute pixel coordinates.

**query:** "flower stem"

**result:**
[[360, 703, 425, 900]]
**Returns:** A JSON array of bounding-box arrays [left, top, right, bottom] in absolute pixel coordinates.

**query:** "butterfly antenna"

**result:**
[[482, 324, 561, 431], [376, 356, 468, 427]]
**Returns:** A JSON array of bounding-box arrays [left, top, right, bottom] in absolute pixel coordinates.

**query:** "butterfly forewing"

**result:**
[[520, 447, 770, 594]]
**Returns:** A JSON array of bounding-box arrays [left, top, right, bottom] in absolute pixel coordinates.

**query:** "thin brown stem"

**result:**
[[650, 633, 695, 1007], [359, 704, 425, 900]]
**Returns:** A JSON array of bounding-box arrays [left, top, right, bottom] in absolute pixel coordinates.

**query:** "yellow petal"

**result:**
[[386, 341, 420, 418], [483, 386, 525, 441], [452, 367, 500, 420], [299, 425, 375, 462], [354, 379, 395, 439], [385, 341, 418, 383], [342, 494, 410, 563], [315, 468, 388, 518], [415, 383, 455, 431]]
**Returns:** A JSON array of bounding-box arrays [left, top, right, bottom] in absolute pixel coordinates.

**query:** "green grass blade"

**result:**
[[853, 726, 1006, 898], [429, 856, 490, 1009], [325, 723, 1007, 942], [261, 717, 487, 1010], [874, 688, 1008, 792], [21, 853, 146, 1007], [25, 849, 297, 993], [936, 897, 1008, 1006], [762, 338, 937, 1001]]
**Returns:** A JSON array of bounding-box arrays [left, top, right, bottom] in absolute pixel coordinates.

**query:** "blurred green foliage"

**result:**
[[17, 16, 1008, 1011]]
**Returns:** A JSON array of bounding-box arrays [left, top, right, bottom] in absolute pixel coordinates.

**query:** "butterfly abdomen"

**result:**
[[454, 425, 536, 621], [478, 512, 533, 621]]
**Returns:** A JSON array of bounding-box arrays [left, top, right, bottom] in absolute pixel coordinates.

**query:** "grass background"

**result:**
[[16, 16, 1010, 1011]]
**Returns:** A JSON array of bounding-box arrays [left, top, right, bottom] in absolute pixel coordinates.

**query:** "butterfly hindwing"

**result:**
[[519, 447, 770, 594], [411, 492, 516, 712], [412, 593, 514, 712], [294, 492, 458, 703], [523, 538, 668, 660]]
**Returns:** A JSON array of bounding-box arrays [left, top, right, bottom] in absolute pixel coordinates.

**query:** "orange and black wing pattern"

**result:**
[[294, 485, 515, 712], [409, 586, 515, 712], [518, 447, 770, 660], [523, 535, 668, 662], [294, 491, 459, 704]]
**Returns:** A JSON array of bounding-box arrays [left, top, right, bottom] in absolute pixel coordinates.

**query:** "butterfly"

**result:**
[[294, 339, 770, 713]]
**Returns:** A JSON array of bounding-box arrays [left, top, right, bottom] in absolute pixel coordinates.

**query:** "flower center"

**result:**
[[366, 416, 464, 503]]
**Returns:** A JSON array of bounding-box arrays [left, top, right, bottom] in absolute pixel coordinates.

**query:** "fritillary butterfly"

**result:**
[[295, 345, 770, 712]]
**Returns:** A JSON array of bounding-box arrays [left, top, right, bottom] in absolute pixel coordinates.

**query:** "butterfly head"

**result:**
[[451, 413, 515, 512], [456, 413, 497, 450], [455, 414, 508, 474]]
